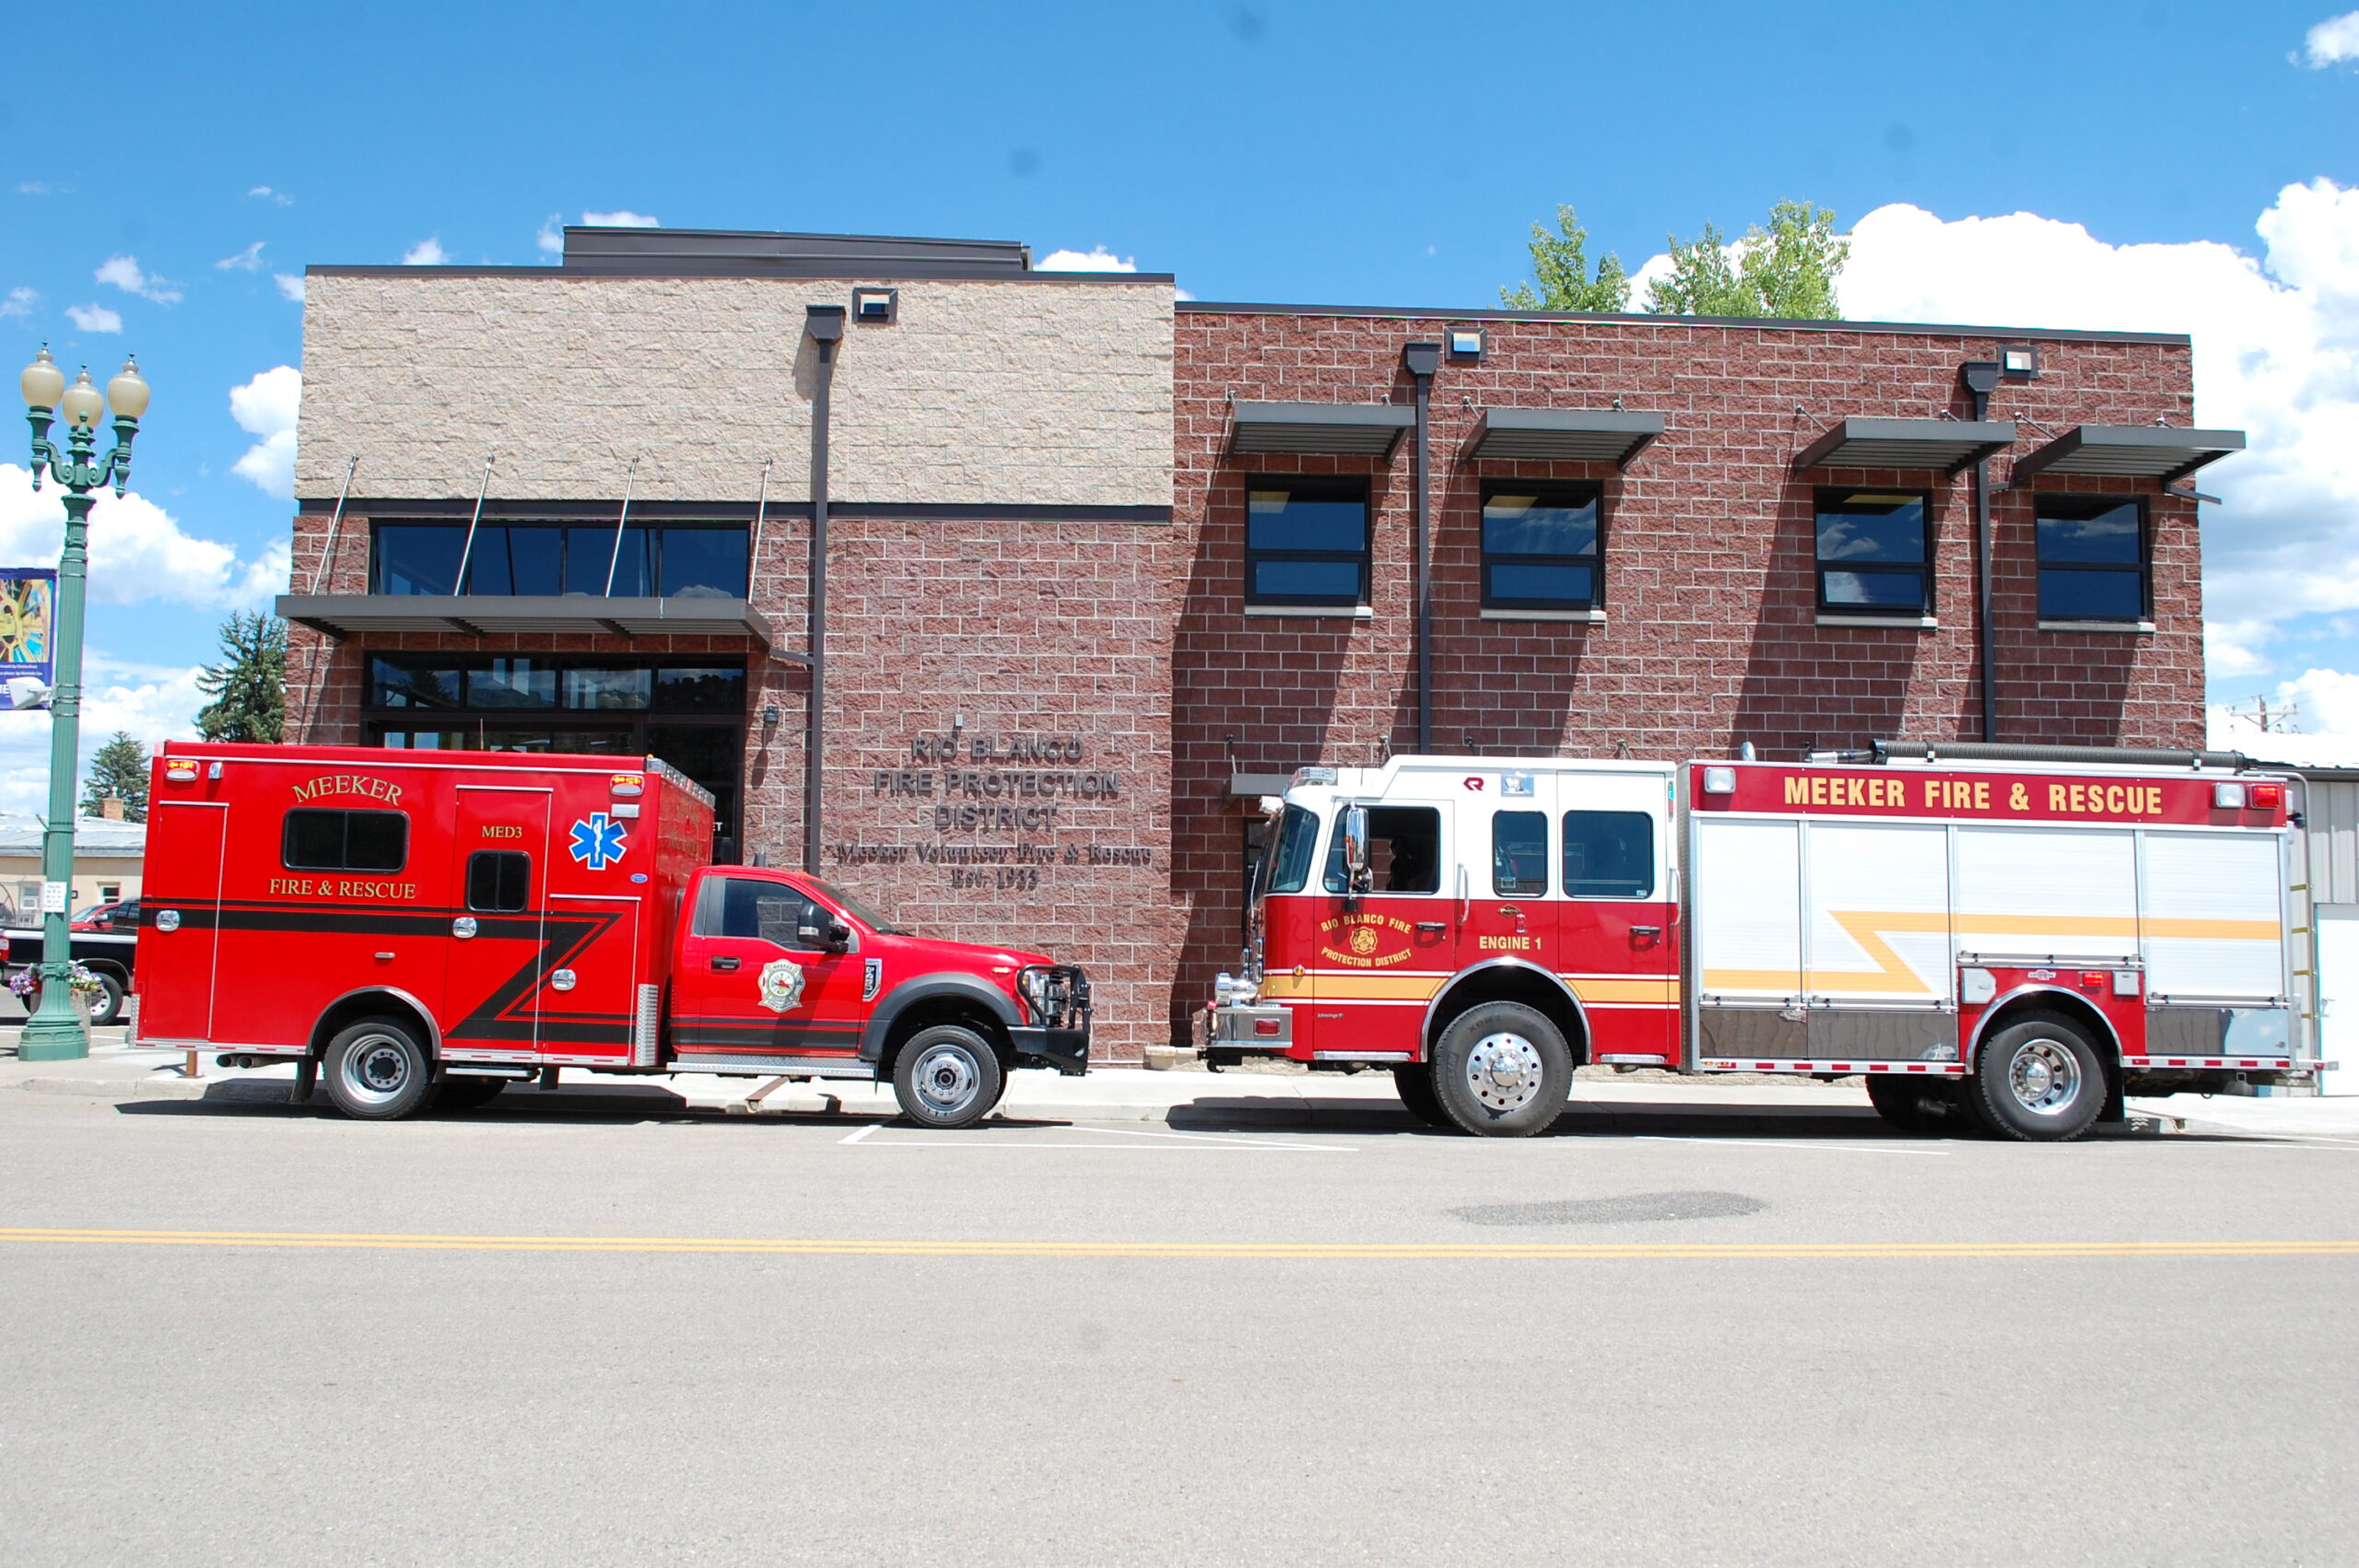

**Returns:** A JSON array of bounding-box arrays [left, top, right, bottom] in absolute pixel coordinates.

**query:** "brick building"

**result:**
[[280, 226, 2241, 1059]]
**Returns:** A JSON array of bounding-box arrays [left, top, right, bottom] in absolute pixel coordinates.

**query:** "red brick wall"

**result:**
[[1167, 310, 2205, 1040]]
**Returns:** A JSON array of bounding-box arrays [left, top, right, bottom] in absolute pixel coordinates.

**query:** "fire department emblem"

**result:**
[[757, 957, 806, 1013], [1348, 927, 1381, 956]]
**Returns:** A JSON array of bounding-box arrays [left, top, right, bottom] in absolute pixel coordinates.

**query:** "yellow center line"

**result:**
[[0, 1228, 2353, 1260]]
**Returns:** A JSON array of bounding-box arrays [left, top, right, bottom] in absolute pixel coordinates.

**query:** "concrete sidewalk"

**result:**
[[7, 1036, 2355, 1136]]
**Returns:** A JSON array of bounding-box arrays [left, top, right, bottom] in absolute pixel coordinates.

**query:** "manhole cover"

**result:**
[[1449, 1190, 1767, 1226]]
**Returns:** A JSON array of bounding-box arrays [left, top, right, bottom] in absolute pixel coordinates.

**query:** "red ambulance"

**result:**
[[132, 742, 1090, 1125], [1203, 746, 2321, 1141]]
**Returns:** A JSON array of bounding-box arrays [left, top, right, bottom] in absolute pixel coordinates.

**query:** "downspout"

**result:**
[[1962, 360, 2002, 742], [1402, 340, 1442, 755], [804, 305, 846, 874]]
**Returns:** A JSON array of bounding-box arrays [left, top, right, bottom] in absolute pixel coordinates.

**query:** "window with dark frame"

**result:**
[[282, 808, 410, 873], [1244, 478, 1370, 610], [1481, 484, 1602, 613], [1813, 489, 1932, 617], [1321, 806, 1441, 895], [2035, 497, 2147, 623], [1562, 810, 1653, 898], [1492, 810, 1549, 896], [465, 850, 531, 913], [369, 520, 750, 599]]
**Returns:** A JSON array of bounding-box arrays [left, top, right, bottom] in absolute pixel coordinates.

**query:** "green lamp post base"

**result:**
[[17, 1010, 90, 1060]]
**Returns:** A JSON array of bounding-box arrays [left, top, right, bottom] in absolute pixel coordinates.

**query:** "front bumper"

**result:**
[[1008, 1025, 1090, 1075], [1202, 1003, 1293, 1052]]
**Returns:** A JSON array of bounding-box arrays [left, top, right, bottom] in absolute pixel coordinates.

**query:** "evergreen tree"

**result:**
[[1499, 205, 1631, 312], [194, 612, 287, 743], [79, 731, 149, 822]]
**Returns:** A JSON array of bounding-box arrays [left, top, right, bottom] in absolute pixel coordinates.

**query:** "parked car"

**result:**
[[71, 899, 137, 932]]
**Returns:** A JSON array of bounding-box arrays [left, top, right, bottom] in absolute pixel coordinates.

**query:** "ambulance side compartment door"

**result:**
[[139, 800, 228, 1044]]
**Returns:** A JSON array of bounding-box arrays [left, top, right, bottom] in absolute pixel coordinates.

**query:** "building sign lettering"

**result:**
[[834, 726, 1152, 884]]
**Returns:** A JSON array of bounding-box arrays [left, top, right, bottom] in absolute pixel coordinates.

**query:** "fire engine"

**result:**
[[1203, 744, 2320, 1141], [130, 743, 1090, 1125]]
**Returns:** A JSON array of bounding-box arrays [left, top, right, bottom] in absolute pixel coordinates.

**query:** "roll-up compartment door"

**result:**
[[2142, 831, 2285, 1001], [1805, 823, 1951, 1005], [1693, 816, 1801, 1000], [1954, 826, 2139, 962]]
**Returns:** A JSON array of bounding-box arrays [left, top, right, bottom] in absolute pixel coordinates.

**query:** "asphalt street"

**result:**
[[1, 1086, 2353, 1566]]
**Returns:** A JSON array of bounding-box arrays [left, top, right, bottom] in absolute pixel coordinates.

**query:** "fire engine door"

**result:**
[[675, 873, 869, 1060], [1315, 802, 1449, 1058], [1457, 772, 1559, 1003], [444, 787, 553, 1059], [1555, 774, 1676, 1061], [142, 800, 228, 1044]]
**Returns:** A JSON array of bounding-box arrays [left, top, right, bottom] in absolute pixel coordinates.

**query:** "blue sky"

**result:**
[[1, 0, 2355, 785]]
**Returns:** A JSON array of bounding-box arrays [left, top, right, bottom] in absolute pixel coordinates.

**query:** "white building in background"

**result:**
[[0, 811, 146, 925]]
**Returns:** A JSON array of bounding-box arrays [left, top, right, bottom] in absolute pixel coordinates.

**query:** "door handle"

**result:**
[[1630, 925, 1662, 937], [452, 917, 477, 940], [710, 955, 740, 972], [1415, 921, 1447, 934]]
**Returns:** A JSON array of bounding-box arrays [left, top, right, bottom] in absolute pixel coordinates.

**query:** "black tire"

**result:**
[[1429, 1000, 1573, 1138], [1968, 1012, 2106, 1142], [323, 1016, 436, 1121], [892, 1024, 1004, 1129], [87, 970, 125, 1027], [1391, 1063, 1450, 1129], [432, 1075, 508, 1110], [1865, 1073, 1952, 1135]]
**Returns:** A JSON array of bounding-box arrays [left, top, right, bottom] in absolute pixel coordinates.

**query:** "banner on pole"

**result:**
[[0, 570, 57, 693]]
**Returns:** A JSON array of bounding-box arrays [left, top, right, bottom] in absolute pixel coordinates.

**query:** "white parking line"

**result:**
[[838, 1122, 1355, 1153], [1634, 1136, 1949, 1157]]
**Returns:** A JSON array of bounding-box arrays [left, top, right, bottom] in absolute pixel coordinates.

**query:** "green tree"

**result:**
[[1642, 200, 1849, 319], [79, 731, 149, 823], [1500, 205, 1631, 312], [194, 612, 287, 743]]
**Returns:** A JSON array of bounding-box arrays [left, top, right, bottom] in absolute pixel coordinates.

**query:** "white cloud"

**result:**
[[64, 303, 122, 333], [2209, 667, 2359, 766], [94, 254, 180, 305], [0, 464, 286, 611], [18, 181, 53, 196], [216, 241, 266, 272], [247, 185, 294, 206], [2303, 9, 2359, 65], [0, 287, 33, 320], [581, 210, 659, 228], [401, 237, 449, 265], [537, 214, 565, 254], [1770, 183, 2359, 683], [1037, 246, 1139, 272], [273, 273, 305, 303], [0, 654, 211, 816], [228, 366, 301, 500]]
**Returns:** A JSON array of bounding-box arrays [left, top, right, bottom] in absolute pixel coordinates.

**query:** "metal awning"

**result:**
[[2007, 425, 2246, 486], [1460, 407, 1664, 468], [1793, 417, 2016, 475], [276, 594, 774, 646], [1227, 401, 1414, 457]]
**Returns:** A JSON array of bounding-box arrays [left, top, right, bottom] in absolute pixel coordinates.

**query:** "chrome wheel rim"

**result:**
[[2006, 1036, 2082, 1117], [911, 1042, 980, 1116], [340, 1034, 414, 1106], [1465, 1032, 1544, 1113]]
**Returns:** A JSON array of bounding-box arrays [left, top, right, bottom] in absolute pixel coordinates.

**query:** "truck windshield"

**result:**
[[1264, 804, 1323, 895], [814, 879, 909, 934]]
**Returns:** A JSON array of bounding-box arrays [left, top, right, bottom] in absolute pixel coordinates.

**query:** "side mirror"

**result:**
[[827, 919, 852, 952], [1341, 804, 1372, 896]]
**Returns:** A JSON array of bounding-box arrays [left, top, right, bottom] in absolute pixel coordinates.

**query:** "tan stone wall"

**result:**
[[295, 274, 1175, 508]]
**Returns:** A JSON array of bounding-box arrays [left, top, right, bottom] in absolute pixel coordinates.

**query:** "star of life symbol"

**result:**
[[568, 813, 628, 871], [757, 957, 807, 1013]]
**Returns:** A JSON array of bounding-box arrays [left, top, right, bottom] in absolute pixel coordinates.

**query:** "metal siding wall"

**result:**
[[2304, 780, 2359, 906]]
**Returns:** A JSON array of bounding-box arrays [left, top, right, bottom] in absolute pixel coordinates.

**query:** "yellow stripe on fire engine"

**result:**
[[1255, 972, 1677, 1006], [1701, 910, 2283, 995]]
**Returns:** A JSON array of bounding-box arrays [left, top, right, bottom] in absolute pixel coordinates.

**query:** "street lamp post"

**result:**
[[18, 345, 147, 1061]]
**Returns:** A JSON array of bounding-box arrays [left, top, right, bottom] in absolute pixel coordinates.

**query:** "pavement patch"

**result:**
[[1450, 1190, 1768, 1226]]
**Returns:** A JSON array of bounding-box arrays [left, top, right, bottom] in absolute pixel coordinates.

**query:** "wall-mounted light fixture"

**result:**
[[852, 287, 898, 324], [2001, 343, 2038, 380], [763, 705, 780, 725], [1447, 326, 1485, 361]]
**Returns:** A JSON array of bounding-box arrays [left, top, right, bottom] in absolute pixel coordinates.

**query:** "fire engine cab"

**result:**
[[131, 743, 1090, 1126], [1203, 744, 2318, 1141]]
